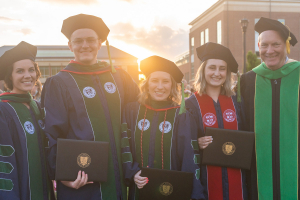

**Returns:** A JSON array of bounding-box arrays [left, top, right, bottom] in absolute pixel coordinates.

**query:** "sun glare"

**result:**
[[139, 74, 146, 81], [110, 40, 155, 61]]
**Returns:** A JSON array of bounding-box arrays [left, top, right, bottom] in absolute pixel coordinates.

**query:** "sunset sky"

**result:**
[[0, 0, 218, 61]]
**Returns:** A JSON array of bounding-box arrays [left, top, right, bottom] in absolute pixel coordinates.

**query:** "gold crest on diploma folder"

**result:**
[[159, 182, 173, 196], [77, 153, 91, 168], [222, 142, 236, 155]]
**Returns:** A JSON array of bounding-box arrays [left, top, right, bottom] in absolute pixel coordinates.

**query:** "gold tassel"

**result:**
[[179, 82, 186, 115], [106, 40, 116, 73], [237, 71, 241, 103], [285, 25, 292, 54], [286, 36, 291, 54]]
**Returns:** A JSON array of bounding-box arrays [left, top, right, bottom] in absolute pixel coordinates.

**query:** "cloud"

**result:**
[[0, 16, 22, 22], [110, 22, 188, 60], [15, 28, 33, 35], [37, 0, 97, 4]]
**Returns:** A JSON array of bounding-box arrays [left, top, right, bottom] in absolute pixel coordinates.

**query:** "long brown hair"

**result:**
[[138, 74, 181, 106], [194, 60, 234, 96]]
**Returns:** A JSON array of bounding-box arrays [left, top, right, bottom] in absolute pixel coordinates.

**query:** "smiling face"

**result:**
[[148, 71, 172, 102], [204, 59, 227, 90], [68, 28, 102, 65], [10, 59, 37, 94], [258, 30, 287, 70]]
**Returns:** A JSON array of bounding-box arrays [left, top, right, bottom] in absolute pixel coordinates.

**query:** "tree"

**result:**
[[246, 50, 261, 72]]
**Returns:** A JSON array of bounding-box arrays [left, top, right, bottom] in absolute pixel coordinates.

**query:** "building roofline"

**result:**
[[189, 0, 223, 26], [189, 0, 300, 26], [0, 45, 138, 60]]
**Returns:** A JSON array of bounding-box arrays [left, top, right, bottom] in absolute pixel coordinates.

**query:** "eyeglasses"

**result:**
[[71, 37, 99, 46]]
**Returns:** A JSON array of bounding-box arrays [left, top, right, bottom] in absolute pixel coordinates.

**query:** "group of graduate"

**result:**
[[0, 12, 299, 200]]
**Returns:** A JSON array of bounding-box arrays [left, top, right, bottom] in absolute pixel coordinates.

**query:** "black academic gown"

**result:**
[[241, 70, 300, 200], [41, 62, 140, 200]]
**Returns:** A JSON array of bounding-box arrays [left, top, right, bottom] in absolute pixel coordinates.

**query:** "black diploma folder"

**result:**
[[139, 168, 193, 200], [202, 127, 255, 170], [55, 139, 109, 182]]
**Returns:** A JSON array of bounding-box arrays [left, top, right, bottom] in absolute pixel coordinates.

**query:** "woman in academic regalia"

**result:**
[[125, 55, 205, 200], [0, 41, 55, 200], [185, 42, 247, 200], [31, 79, 42, 102]]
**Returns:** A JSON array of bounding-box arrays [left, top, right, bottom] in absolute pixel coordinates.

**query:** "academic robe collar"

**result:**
[[252, 60, 300, 79], [0, 92, 32, 103], [0, 92, 41, 116], [143, 99, 179, 111], [62, 60, 111, 74]]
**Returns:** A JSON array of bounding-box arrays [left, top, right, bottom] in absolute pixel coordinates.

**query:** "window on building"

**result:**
[[190, 37, 195, 79], [255, 18, 259, 55], [205, 28, 209, 43], [139, 74, 146, 81], [200, 31, 204, 45], [191, 63, 194, 79], [51, 66, 61, 76], [217, 20, 222, 44], [191, 37, 194, 46], [185, 72, 189, 83], [39, 66, 50, 78], [278, 19, 285, 25], [191, 37, 194, 52], [121, 66, 128, 71]]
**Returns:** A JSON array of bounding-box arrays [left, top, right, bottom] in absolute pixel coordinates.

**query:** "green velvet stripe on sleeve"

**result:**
[[194, 154, 200, 164], [121, 123, 127, 133], [0, 162, 13, 174], [195, 169, 200, 180], [191, 140, 199, 151], [121, 137, 130, 148], [122, 152, 133, 163], [0, 179, 13, 191], [0, 145, 14, 157]]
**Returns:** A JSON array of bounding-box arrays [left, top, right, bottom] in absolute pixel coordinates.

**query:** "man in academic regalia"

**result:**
[[41, 14, 139, 200], [241, 17, 300, 200]]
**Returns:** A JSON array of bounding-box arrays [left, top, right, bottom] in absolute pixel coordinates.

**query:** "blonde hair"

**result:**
[[194, 60, 234, 97], [138, 74, 181, 106], [32, 80, 42, 100]]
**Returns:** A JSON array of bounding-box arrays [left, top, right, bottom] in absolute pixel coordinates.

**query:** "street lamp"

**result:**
[[239, 18, 249, 74]]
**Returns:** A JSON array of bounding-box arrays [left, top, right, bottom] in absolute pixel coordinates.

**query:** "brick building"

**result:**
[[187, 0, 300, 83], [0, 45, 139, 90], [175, 51, 191, 82]]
